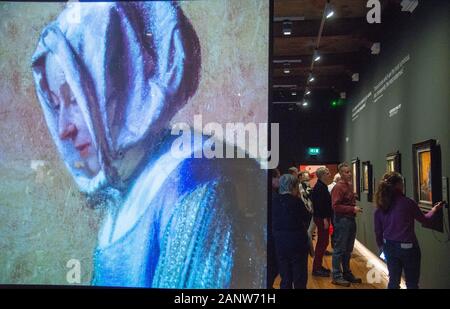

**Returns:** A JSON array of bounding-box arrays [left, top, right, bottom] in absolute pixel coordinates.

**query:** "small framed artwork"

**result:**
[[412, 139, 443, 232], [351, 158, 360, 200], [386, 151, 401, 173], [412, 140, 442, 210], [362, 161, 373, 202]]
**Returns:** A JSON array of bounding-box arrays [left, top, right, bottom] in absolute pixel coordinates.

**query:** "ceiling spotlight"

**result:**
[[313, 49, 321, 62], [308, 72, 315, 83], [325, 2, 335, 19], [283, 63, 291, 74], [302, 101, 309, 107], [305, 89, 311, 95], [291, 91, 297, 96], [282, 21, 292, 36]]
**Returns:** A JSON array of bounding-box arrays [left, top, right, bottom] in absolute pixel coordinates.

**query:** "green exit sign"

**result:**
[[308, 147, 320, 155]]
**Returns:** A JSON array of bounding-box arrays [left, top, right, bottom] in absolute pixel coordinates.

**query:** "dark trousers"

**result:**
[[312, 217, 330, 271], [267, 233, 278, 288], [273, 231, 309, 289], [332, 216, 356, 279], [383, 240, 421, 289]]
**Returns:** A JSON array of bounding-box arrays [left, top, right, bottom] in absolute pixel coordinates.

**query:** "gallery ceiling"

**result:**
[[272, 0, 403, 104]]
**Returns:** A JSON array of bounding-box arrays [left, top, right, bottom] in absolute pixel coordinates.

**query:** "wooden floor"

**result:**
[[272, 241, 389, 289]]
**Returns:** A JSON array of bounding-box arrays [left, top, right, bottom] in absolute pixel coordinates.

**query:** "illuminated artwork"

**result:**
[[363, 164, 369, 191], [300, 165, 326, 176], [412, 139, 444, 230], [386, 151, 401, 173], [418, 149, 432, 204], [351, 158, 360, 200], [387, 160, 395, 173], [1, 1, 268, 287], [362, 161, 373, 202], [412, 139, 442, 213]]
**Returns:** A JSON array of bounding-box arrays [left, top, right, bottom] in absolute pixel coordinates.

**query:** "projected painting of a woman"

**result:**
[[31, 2, 265, 288]]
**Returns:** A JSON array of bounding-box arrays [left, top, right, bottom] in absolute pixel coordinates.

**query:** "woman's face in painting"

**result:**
[[45, 55, 100, 177]]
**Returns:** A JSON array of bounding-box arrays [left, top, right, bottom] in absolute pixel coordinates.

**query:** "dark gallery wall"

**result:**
[[341, 1, 450, 288], [273, 93, 345, 173]]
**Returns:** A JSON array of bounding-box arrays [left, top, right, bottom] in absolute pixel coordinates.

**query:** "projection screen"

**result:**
[[0, 1, 269, 288]]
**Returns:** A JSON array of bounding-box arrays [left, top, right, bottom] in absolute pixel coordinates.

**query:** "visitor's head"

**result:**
[[299, 171, 310, 183], [288, 167, 299, 178], [278, 174, 299, 196], [272, 168, 281, 179], [338, 162, 352, 183], [316, 167, 331, 184], [375, 172, 404, 212]]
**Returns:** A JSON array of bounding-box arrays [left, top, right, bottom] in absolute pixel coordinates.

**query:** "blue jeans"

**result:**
[[332, 216, 356, 279], [383, 239, 421, 289]]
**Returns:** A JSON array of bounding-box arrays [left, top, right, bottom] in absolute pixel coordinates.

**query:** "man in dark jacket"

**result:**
[[311, 167, 332, 277]]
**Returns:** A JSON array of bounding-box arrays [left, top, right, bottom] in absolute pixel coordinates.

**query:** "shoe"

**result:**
[[312, 269, 330, 277], [320, 266, 331, 273], [343, 273, 362, 284], [331, 278, 351, 287], [324, 250, 333, 256]]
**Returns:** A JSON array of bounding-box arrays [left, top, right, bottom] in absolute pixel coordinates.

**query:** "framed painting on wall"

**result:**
[[386, 151, 401, 173], [412, 139, 443, 208], [412, 139, 443, 231], [362, 161, 373, 202], [351, 158, 360, 201]]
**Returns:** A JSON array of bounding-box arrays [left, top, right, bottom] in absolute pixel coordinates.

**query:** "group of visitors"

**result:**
[[270, 163, 444, 289]]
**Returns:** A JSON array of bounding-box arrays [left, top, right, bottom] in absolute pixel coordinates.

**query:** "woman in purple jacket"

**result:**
[[374, 172, 444, 289]]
